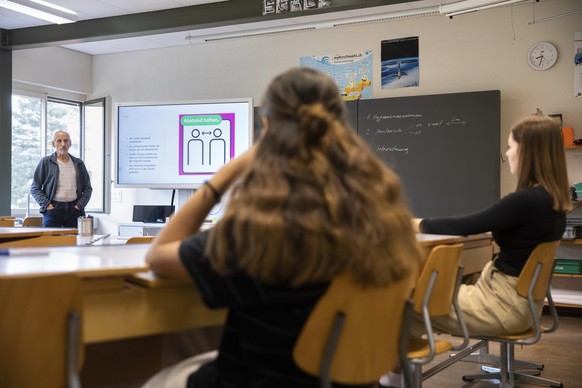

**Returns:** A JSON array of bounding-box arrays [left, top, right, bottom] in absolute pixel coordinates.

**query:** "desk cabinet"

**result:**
[[118, 223, 165, 237], [83, 281, 226, 343], [459, 235, 493, 276]]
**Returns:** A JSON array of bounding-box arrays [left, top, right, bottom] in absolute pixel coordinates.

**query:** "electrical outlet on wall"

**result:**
[[112, 189, 122, 202]]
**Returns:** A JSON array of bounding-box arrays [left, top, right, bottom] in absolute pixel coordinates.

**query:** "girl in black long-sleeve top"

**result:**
[[417, 116, 570, 336], [379, 116, 571, 388]]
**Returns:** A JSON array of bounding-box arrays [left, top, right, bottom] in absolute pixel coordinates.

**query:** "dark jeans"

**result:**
[[42, 202, 82, 227]]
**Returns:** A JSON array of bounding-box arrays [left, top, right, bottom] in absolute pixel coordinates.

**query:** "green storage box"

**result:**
[[554, 259, 582, 275]]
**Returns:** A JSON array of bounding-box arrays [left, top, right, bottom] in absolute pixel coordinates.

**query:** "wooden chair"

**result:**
[[293, 270, 417, 388], [21, 216, 44, 227], [402, 243, 469, 387], [0, 234, 77, 248], [142, 269, 416, 388], [1, 215, 16, 226], [126, 236, 155, 244], [438, 241, 562, 388], [0, 273, 83, 388]]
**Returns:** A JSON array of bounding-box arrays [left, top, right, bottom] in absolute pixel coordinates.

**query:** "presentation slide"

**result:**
[[116, 99, 253, 188]]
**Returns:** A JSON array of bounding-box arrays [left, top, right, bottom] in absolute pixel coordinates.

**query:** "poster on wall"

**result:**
[[575, 32, 582, 98], [300, 51, 373, 101], [381, 36, 419, 89], [264, 0, 330, 14]]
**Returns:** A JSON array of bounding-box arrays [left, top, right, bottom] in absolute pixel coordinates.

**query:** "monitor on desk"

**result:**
[[132, 205, 175, 223]]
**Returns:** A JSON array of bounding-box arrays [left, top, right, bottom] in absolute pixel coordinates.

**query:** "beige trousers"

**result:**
[[428, 261, 542, 337]]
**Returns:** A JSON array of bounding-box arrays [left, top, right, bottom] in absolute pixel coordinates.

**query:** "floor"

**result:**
[[81, 313, 582, 387], [420, 313, 582, 387]]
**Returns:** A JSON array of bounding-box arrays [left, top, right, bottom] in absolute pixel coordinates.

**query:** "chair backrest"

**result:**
[[408, 243, 468, 364], [516, 241, 560, 301], [0, 219, 15, 226], [21, 216, 43, 227], [0, 273, 83, 388], [413, 243, 464, 316], [293, 270, 416, 385], [126, 236, 155, 244]]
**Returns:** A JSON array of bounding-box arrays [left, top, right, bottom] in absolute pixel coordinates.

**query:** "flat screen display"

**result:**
[[116, 99, 253, 188]]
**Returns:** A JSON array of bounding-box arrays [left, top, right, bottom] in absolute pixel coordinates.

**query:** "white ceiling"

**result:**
[[0, 0, 458, 55]]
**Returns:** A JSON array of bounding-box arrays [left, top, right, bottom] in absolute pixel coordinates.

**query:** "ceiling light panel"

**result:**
[[0, 0, 77, 24], [29, 0, 76, 14]]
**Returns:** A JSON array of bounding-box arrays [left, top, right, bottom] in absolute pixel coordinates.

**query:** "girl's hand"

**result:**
[[411, 218, 423, 233]]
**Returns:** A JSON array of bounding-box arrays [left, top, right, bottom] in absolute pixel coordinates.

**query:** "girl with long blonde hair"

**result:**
[[146, 67, 422, 388]]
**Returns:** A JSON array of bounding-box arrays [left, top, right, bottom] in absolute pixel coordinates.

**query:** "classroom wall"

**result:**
[[13, 0, 582, 235], [13, 46, 91, 99]]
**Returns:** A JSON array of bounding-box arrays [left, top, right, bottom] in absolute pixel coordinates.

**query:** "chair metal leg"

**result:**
[[479, 365, 541, 377], [400, 355, 414, 388], [67, 311, 81, 388], [464, 369, 563, 387], [512, 372, 564, 387], [450, 340, 498, 364], [513, 358, 544, 370], [462, 343, 563, 388], [462, 343, 510, 386], [406, 364, 423, 388], [422, 339, 487, 380], [501, 343, 510, 387], [453, 339, 544, 370]]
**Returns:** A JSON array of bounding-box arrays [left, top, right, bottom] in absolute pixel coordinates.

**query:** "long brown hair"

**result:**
[[512, 116, 570, 212], [207, 68, 422, 286]]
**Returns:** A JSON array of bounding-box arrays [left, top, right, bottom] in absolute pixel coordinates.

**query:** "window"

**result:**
[[83, 98, 106, 212], [46, 99, 81, 157], [11, 95, 43, 212], [11, 93, 107, 215]]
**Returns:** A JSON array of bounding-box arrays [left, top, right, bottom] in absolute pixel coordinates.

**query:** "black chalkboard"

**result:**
[[345, 100, 358, 129], [357, 90, 500, 218]]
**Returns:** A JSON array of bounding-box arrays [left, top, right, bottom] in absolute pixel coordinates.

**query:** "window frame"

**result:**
[[11, 91, 108, 216], [82, 97, 108, 213]]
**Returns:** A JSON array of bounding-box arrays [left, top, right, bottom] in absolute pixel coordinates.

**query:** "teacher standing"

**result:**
[[30, 130, 92, 227]]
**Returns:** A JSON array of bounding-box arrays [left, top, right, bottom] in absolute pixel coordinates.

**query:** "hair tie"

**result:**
[[204, 181, 221, 202]]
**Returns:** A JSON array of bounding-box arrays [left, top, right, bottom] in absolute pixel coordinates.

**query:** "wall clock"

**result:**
[[528, 41, 558, 71]]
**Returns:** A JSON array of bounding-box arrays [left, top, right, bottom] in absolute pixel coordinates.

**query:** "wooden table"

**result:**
[[0, 244, 146, 278], [0, 233, 492, 343], [0, 226, 78, 246], [0, 243, 224, 343], [0, 233, 492, 386], [0, 243, 223, 387], [0, 233, 134, 248], [119, 233, 492, 335], [417, 233, 462, 247], [76, 234, 128, 246], [456, 233, 493, 275], [0, 226, 78, 238], [417, 233, 492, 275]]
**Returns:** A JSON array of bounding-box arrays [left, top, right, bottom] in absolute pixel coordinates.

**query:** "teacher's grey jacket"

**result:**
[[30, 152, 93, 213]]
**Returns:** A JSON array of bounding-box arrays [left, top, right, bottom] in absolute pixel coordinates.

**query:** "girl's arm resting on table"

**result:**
[[420, 190, 528, 236], [146, 240, 190, 280], [145, 147, 255, 279]]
